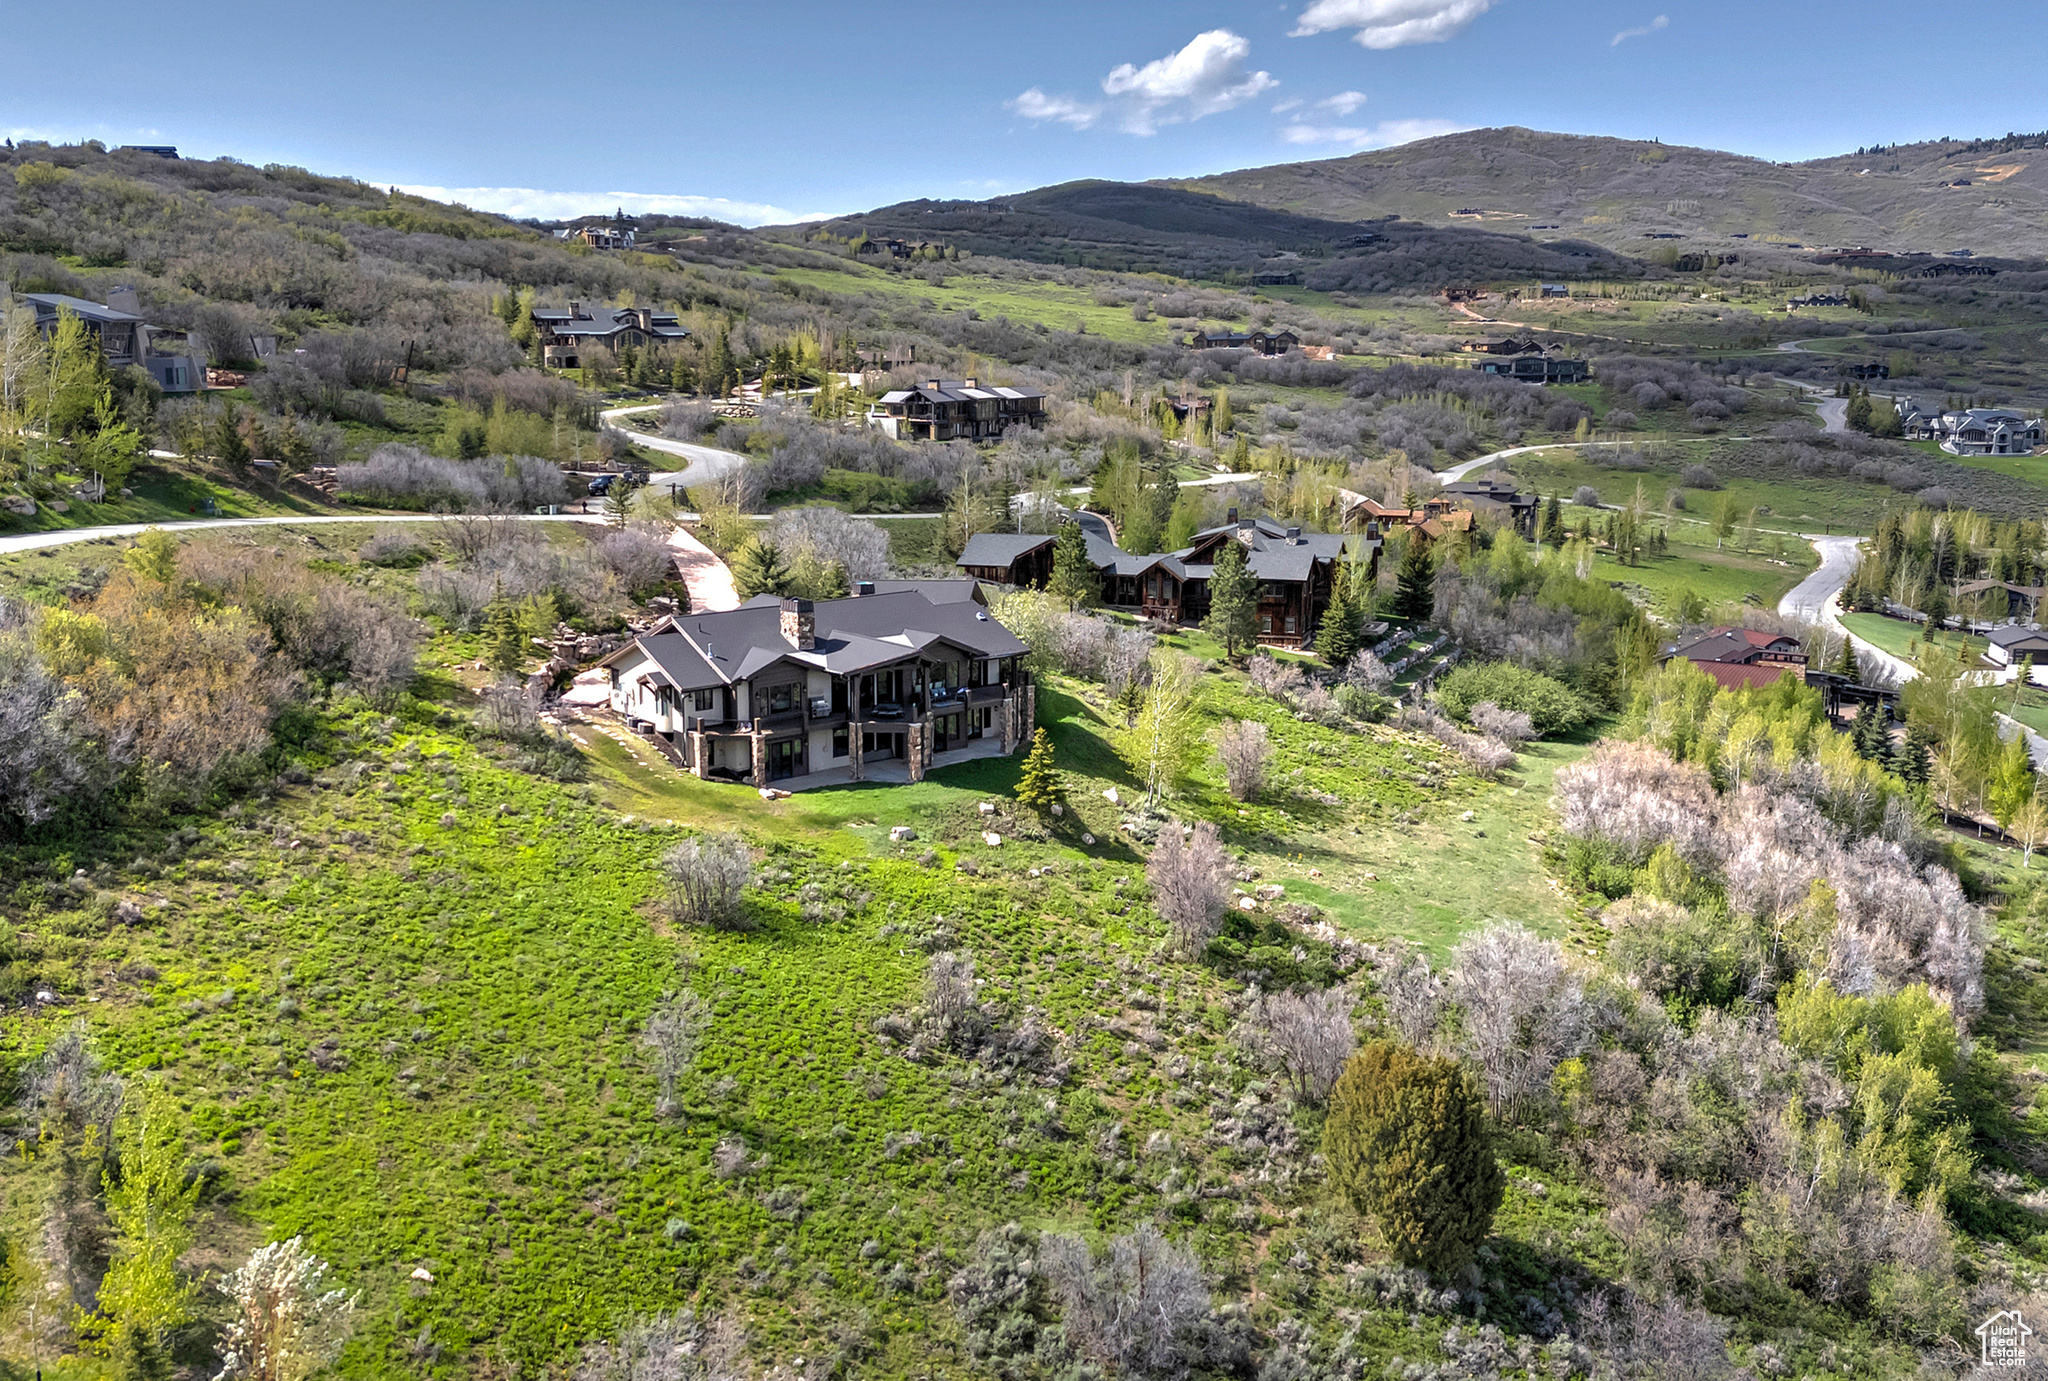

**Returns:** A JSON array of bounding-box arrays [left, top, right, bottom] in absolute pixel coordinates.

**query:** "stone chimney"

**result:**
[[780, 598, 816, 650], [1226, 506, 1238, 525], [963, 377, 977, 389], [568, 300, 583, 320]]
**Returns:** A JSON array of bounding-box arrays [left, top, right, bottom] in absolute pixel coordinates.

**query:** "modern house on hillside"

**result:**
[[1436, 480, 1541, 537], [1987, 625, 2048, 670], [1896, 403, 2045, 457], [24, 290, 206, 394], [870, 379, 1047, 442], [1472, 355, 1589, 384], [601, 584, 1032, 786], [957, 533, 1057, 588], [532, 302, 690, 370], [1660, 625, 1808, 691], [1187, 328, 1299, 355]]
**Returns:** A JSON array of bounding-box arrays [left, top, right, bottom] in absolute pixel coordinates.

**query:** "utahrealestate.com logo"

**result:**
[[1978, 1309, 2033, 1368]]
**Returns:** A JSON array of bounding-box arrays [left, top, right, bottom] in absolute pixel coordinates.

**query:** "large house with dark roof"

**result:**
[[599, 584, 1032, 786], [870, 379, 1047, 442], [1187, 328, 1299, 355], [532, 302, 691, 370], [1895, 403, 2045, 457], [24, 290, 206, 394], [957, 511, 1369, 650], [1662, 625, 1809, 669]]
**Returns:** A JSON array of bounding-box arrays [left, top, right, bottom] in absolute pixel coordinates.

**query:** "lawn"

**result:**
[[1582, 526, 1817, 612], [1514, 442, 1911, 534], [1839, 610, 1988, 666]]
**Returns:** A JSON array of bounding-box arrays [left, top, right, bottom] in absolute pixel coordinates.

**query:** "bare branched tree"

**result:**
[[1040, 1223, 1211, 1380], [1451, 922, 1590, 1119], [1148, 822, 1231, 959], [923, 951, 984, 1050], [1216, 720, 1270, 802], [1372, 942, 1445, 1049], [659, 835, 754, 931], [642, 991, 708, 1119], [1236, 988, 1356, 1105]]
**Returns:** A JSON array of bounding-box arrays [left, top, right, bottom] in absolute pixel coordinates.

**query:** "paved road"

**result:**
[[1777, 531, 2048, 766], [0, 511, 609, 557], [1435, 439, 1652, 485], [600, 403, 750, 490]]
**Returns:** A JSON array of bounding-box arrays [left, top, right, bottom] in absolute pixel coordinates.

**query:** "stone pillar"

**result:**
[[906, 723, 927, 782], [1023, 684, 1036, 744], [848, 721, 865, 782], [751, 730, 769, 785], [688, 730, 709, 779]]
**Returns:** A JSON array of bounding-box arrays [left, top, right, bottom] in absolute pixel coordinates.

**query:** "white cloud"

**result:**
[[391, 184, 833, 227], [1011, 29, 1276, 137], [1272, 97, 1306, 114], [1007, 88, 1102, 129], [1291, 0, 1495, 49], [1279, 117, 1467, 150], [1318, 91, 1370, 115], [1611, 14, 1669, 45]]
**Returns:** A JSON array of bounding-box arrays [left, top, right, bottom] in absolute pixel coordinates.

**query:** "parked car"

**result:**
[[587, 474, 617, 496]]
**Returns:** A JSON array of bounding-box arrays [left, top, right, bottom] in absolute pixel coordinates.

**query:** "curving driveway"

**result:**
[[0, 511, 609, 557], [599, 403, 750, 490]]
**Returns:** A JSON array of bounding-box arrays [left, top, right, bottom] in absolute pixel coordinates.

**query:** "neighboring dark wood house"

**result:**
[[1460, 337, 1545, 355], [23, 291, 205, 394], [957, 533, 1057, 588], [532, 302, 690, 369], [1436, 480, 1541, 538], [1473, 355, 1589, 384], [871, 379, 1047, 442], [1187, 329, 1299, 355], [1661, 626, 1809, 668]]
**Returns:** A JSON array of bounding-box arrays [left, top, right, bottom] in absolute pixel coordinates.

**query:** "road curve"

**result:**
[[1436, 439, 1652, 485], [600, 403, 749, 490], [1777, 532, 2048, 767]]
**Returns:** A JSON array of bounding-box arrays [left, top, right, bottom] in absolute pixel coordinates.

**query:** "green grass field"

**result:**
[[769, 263, 1180, 345], [0, 457, 350, 539], [1839, 610, 1989, 665]]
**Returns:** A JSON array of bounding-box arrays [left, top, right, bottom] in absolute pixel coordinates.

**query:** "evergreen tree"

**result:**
[[213, 403, 250, 466], [1898, 722, 1937, 784], [1203, 539, 1259, 658], [1014, 728, 1062, 813], [1834, 635, 1860, 681], [703, 328, 737, 399], [729, 538, 791, 600], [1316, 574, 1364, 664], [1048, 519, 1098, 608], [483, 585, 525, 671], [1325, 1042, 1505, 1276], [1850, 699, 1887, 760], [669, 353, 695, 394], [1538, 494, 1563, 547], [1149, 467, 1180, 540], [1392, 535, 1435, 623]]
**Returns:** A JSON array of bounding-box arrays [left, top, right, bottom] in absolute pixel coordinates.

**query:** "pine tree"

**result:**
[[1317, 574, 1364, 664], [213, 403, 250, 466], [1048, 519, 1098, 608], [729, 538, 790, 600], [1834, 635, 1860, 681], [1393, 535, 1435, 623], [1203, 539, 1259, 658], [1325, 1042, 1505, 1276], [1014, 728, 1062, 813], [1898, 722, 1937, 784], [483, 585, 525, 671], [1850, 699, 1886, 760]]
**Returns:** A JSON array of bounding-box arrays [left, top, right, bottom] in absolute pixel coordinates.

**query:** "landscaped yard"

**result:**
[[1839, 610, 1989, 666]]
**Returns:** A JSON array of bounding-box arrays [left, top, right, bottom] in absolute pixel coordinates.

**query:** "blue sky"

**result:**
[[5, 0, 2045, 225]]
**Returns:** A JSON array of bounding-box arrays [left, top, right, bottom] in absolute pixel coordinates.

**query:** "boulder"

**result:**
[[1460, 810, 1476, 822], [982, 831, 1002, 847], [1102, 787, 1119, 805], [1050, 803, 1064, 817], [1255, 884, 1285, 901], [888, 826, 917, 843], [45, 500, 67, 513], [1081, 832, 1096, 845], [1236, 896, 1259, 912], [2, 495, 35, 517], [978, 802, 996, 816]]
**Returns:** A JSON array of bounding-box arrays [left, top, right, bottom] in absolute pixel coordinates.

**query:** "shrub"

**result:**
[[1236, 987, 1355, 1105], [1039, 1223, 1215, 1379], [659, 834, 754, 931], [1324, 1041, 1504, 1276], [358, 530, 430, 568], [1216, 720, 1270, 802], [1678, 463, 1722, 490], [1450, 923, 1590, 1119], [216, 1238, 354, 1381], [572, 1309, 746, 1381], [1432, 661, 1593, 736], [1468, 701, 1534, 744], [1572, 485, 1602, 507], [1149, 822, 1230, 959], [1605, 409, 1638, 430]]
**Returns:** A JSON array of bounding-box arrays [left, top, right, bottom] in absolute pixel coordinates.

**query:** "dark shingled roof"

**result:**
[[603, 586, 1025, 690], [958, 533, 1057, 568]]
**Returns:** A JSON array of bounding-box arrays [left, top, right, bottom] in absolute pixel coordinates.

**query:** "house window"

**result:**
[[832, 728, 849, 758], [765, 682, 798, 714], [1260, 613, 1274, 633], [693, 689, 715, 712], [1284, 616, 1297, 635]]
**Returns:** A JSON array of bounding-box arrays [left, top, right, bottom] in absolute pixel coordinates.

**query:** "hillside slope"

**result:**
[[1170, 126, 2048, 257]]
